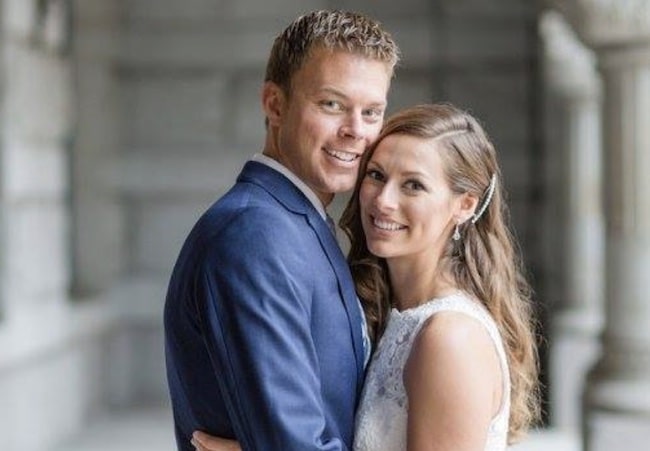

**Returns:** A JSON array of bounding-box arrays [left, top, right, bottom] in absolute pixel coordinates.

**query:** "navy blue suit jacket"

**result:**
[[164, 161, 365, 450]]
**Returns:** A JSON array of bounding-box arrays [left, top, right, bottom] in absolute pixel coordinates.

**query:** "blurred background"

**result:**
[[1, 0, 649, 450]]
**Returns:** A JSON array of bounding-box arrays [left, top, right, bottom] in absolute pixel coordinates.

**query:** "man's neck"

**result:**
[[252, 153, 332, 219]]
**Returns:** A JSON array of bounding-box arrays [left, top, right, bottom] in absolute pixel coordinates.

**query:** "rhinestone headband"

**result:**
[[470, 174, 496, 224]]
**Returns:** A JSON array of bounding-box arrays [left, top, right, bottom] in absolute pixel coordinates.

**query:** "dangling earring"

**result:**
[[452, 223, 461, 241]]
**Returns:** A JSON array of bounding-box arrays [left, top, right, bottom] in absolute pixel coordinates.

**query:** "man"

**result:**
[[164, 10, 400, 451]]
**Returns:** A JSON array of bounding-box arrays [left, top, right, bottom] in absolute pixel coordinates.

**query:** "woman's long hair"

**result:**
[[340, 103, 540, 443]]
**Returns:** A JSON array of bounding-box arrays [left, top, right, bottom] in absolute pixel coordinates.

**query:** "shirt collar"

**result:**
[[252, 153, 327, 220]]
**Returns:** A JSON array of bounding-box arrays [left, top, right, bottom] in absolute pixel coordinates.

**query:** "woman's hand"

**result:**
[[191, 431, 241, 451]]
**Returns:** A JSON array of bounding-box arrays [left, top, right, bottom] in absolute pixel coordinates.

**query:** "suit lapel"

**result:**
[[239, 161, 366, 387], [306, 213, 366, 388]]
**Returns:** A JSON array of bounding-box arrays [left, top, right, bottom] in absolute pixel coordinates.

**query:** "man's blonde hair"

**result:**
[[265, 10, 400, 93]]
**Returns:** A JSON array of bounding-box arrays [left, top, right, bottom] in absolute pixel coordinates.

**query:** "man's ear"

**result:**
[[262, 81, 285, 127], [457, 192, 479, 224]]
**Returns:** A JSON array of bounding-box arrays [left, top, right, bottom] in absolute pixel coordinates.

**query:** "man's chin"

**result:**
[[329, 180, 357, 195]]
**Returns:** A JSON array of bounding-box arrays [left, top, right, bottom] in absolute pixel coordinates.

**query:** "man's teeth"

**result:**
[[374, 218, 405, 231], [326, 149, 358, 162]]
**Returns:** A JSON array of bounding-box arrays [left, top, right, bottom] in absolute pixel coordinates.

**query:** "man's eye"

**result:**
[[321, 100, 343, 111], [363, 108, 384, 119]]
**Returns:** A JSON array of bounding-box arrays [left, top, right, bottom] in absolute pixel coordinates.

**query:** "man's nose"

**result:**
[[338, 112, 364, 140]]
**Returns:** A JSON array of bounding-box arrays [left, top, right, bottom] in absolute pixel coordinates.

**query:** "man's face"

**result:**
[[265, 48, 392, 206]]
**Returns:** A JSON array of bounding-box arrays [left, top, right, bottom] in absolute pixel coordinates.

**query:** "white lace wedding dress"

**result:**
[[353, 292, 510, 451]]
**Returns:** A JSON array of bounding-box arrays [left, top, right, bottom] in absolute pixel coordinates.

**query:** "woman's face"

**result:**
[[359, 133, 461, 267]]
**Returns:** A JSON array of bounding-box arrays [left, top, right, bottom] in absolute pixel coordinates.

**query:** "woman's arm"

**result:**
[[191, 431, 241, 451], [404, 311, 502, 451]]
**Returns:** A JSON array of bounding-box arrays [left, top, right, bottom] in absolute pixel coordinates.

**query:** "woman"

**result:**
[[192, 103, 539, 451]]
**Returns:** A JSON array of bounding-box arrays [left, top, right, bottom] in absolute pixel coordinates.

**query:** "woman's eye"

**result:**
[[405, 180, 425, 191], [366, 169, 384, 181]]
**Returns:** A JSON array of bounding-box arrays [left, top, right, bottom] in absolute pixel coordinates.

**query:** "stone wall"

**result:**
[[106, 0, 541, 410]]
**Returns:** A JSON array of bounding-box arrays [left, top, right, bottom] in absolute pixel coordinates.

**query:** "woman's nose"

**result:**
[[374, 184, 398, 211]]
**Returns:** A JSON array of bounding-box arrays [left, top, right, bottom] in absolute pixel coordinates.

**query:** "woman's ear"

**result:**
[[262, 81, 285, 127], [456, 193, 479, 224]]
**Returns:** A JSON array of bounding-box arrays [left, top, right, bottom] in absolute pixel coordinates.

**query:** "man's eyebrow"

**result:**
[[316, 87, 387, 108], [317, 87, 346, 97]]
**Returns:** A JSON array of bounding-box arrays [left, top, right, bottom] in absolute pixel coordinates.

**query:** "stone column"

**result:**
[[551, 1, 650, 449], [71, 0, 124, 297], [540, 9, 605, 431], [1, 0, 73, 316], [0, 3, 5, 317]]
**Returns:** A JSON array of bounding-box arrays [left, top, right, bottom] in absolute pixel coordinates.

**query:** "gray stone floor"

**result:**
[[51, 409, 176, 451], [511, 429, 580, 451], [51, 408, 580, 451]]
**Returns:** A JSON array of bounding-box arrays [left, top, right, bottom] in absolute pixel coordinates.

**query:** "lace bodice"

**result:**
[[353, 292, 510, 451]]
